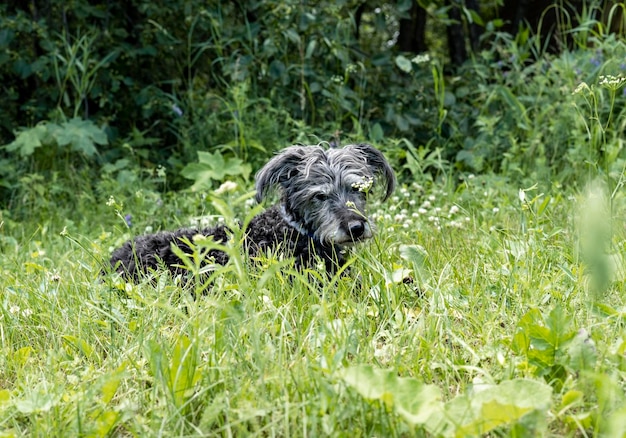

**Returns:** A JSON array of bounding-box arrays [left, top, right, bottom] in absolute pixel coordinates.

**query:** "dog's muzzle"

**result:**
[[348, 220, 366, 239], [335, 219, 372, 244]]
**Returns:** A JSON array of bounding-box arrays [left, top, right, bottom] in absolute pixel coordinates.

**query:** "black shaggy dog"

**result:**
[[110, 143, 396, 281]]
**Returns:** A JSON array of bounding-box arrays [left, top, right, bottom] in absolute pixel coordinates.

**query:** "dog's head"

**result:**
[[255, 143, 396, 245]]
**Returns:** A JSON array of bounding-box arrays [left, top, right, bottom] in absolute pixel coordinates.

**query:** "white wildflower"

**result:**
[[156, 165, 167, 178], [411, 53, 431, 65], [599, 74, 626, 90], [352, 177, 374, 193], [573, 82, 591, 95], [215, 180, 238, 195]]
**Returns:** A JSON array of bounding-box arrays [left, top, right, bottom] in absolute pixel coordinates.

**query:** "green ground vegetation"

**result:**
[[1, 1, 626, 436]]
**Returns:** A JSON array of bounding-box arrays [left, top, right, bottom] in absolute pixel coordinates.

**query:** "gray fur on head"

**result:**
[[255, 143, 396, 245]]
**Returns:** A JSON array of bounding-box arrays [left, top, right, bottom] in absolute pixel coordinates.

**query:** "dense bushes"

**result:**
[[0, 1, 625, 216]]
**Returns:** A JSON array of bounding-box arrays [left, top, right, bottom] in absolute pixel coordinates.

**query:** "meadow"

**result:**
[[2, 1, 626, 436], [1, 166, 626, 436]]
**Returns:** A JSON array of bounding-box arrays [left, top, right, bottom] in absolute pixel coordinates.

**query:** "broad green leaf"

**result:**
[[268, 59, 285, 79], [399, 244, 428, 266], [92, 410, 119, 437], [14, 390, 59, 414], [50, 118, 107, 157], [101, 372, 123, 405], [180, 162, 221, 188], [565, 330, 597, 372], [511, 308, 541, 354], [513, 306, 578, 375], [62, 335, 96, 359], [5, 124, 48, 156], [181, 150, 252, 191], [545, 306, 574, 347], [559, 389, 583, 412], [305, 39, 317, 59], [399, 244, 430, 283], [13, 346, 33, 365], [0, 389, 10, 404], [370, 122, 384, 142], [341, 365, 442, 426], [169, 335, 202, 408], [606, 404, 626, 438], [446, 379, 552, 437]]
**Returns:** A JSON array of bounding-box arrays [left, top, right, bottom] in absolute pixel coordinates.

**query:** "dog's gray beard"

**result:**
[[317, 216, 373, 245]]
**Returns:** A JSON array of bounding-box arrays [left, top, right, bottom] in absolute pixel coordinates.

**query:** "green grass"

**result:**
[[1, 174, 625, 437]]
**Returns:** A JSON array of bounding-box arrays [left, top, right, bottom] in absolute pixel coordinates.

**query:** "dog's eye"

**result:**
[[313, 193, 328, 202]]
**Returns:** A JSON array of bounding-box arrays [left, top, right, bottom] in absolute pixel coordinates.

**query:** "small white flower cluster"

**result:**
[[572, 82, 590, 95], [412, 53, 431, 65], [373, 184, 471, 232], [9, 305, 33, 318], [156, 165, 167, 178], [345, 200, 357, 209], [446, 205, 470, 229], [346, 63, 358, 74], [189, 216, 212, 228], [574, 75, 626, 95], [352, 177, 374, 193], [599, 74, 626, 90]]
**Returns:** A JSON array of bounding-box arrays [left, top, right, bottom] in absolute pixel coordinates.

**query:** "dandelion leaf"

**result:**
[[446, 379, 552, 437], [341, 364, 442, 426]]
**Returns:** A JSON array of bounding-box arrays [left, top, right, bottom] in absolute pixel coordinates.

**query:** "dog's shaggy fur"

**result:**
[[110, 143, 395, 281]]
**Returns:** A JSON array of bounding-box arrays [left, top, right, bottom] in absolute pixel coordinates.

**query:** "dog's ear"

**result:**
[[351, 143, 396, 201], [255, 146, 309, 203]]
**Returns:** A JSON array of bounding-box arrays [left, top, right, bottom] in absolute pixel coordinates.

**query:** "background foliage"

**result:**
[[1, 0, 625, 218]]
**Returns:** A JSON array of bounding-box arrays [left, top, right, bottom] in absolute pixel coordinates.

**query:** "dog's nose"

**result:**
[[348, 221, 365, 239]]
